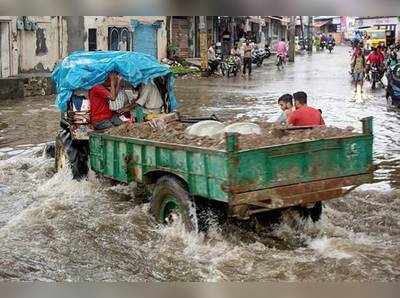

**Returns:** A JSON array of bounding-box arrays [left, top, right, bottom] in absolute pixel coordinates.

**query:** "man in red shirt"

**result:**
[[366, 47, 385, 81], [366, 47, 384, 65], [89, 73, 122, 130], [288, 91, 325, 126]]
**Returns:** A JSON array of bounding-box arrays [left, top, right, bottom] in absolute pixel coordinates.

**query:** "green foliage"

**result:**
[[170, 64, 200, 76], [167, 43, 180, 57]]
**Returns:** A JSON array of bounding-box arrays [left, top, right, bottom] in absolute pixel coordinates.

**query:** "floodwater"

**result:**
[[0, 46, 399, 281]]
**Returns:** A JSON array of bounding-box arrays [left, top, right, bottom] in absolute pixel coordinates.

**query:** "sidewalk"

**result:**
[[0, 73, 55, 100]]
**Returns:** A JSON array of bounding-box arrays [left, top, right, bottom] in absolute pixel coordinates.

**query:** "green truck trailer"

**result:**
[[88, 117, 375, 231]]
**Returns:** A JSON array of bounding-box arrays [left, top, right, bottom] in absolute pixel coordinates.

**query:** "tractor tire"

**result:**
[[150, 176, 198, 231], [55, 128, 89, 180]]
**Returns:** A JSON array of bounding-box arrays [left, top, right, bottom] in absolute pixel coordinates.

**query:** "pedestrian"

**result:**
[[275, 38, 288, 67], [288, 91, 325, 126], [242, 39, 253, 76], [276, 94, 294, 125], [351, 44, 366, 93], [230, 44, 242, 69]]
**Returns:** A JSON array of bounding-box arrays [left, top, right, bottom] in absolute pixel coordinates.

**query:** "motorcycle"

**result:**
[[221, 55, 240, 77], [252, 48, 266, 67], [276, 52, 286, 70], [320, 40, 326, 50], [327, 41, 335, 53], [208, 58, 221, 75], [386, 63, 400, 107], [264, 45, 272, 59], [370, 64, 384, 89], [207, 54, 222, 76]]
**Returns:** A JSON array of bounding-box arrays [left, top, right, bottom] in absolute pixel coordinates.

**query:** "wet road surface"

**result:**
[[0, 46, 399, 281]]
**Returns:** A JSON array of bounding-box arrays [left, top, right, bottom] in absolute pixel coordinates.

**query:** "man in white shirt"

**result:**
[[116, 80, 164, 119], [207, 44, 219, 74], [242, 40, 253, 76]]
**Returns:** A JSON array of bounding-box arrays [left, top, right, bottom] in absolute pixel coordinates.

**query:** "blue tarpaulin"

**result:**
[[52, 51, 178, 112]]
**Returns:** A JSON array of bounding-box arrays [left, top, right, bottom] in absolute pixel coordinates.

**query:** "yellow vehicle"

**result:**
[[364, 29, 386, 52]]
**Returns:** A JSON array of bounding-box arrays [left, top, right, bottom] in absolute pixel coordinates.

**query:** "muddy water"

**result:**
[[0, 46, 399, 281]]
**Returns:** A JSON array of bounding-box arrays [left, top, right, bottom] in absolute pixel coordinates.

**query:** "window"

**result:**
[[88, 28, 97, 51], [370, 31, 386, 39], [108, 27, 131, 51]]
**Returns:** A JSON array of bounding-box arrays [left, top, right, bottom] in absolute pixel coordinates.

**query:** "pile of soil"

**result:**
[[106, 120, 359, 151]]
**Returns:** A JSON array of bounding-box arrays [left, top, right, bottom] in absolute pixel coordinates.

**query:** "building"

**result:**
[[168, 16, 289, 60], [313, 16, 343, 43], [84, 16, 167, 59], [168, 16, 216, 59], [355, 16, 400, 45], [0, 16, 67, 78], [0, 16, 168, 79], [263, 16, 289, 48]]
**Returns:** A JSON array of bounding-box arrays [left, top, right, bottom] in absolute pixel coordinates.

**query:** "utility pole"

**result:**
[[288, 16, 296, 62], [308, 16, 313, 54], [199, 16, 208, 75]]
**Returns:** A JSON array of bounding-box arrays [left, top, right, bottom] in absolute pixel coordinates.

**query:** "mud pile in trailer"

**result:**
[[105, 120, 359, 150]]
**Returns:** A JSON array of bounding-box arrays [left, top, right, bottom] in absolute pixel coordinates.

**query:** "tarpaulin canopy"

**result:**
[[52, 51, 178, 112]]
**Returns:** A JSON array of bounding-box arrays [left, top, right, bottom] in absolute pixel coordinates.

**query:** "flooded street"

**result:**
[[0, 45, 399, 281]]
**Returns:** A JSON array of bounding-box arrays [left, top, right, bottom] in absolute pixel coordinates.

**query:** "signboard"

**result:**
[[332, 17, 341, 25]]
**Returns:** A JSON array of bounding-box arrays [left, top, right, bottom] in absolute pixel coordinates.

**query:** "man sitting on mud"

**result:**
[[288, 91, 325, 126], [116, 79, 164, 121], [276, 93, 294, 125], [89, 73, 122, 130]]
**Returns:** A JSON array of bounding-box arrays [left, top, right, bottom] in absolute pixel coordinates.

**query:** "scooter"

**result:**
[[221, 55, 240, 77], [386, 63, 400, 107], [264, 45, 272, 59]]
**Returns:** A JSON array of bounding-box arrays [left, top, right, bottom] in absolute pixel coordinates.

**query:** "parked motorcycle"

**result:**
[[221, 55, 240, 77], [264, 44, 272, 59], [252, 48, 266, 67], [207, 55, 222, 76]]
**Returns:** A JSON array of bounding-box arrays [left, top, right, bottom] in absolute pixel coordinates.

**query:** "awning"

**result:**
[[248, 17, 265, 26], [314, 20, 331, 28]]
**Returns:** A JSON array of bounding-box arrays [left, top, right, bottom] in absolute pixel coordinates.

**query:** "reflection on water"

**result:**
[[0, 46, 399, 281]]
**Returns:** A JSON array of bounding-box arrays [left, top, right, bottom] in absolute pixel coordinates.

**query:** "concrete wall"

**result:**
[[0, 16, 68, 76], [0, 16, 18, 77], [0, 16, 168, 78], [83, 16, 167, 60], [171, 17, 190, 58], [65, 16, 85, 53], [18, 16, 67, 73]]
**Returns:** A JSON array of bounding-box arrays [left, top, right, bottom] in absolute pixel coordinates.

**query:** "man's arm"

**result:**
[[276, 112, 286, 124], [109, 74, 120, 101], [320, 116, 325, 126]]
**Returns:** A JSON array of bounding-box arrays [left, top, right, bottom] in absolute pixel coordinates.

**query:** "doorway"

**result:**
[[0, 21, 11, 78]]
